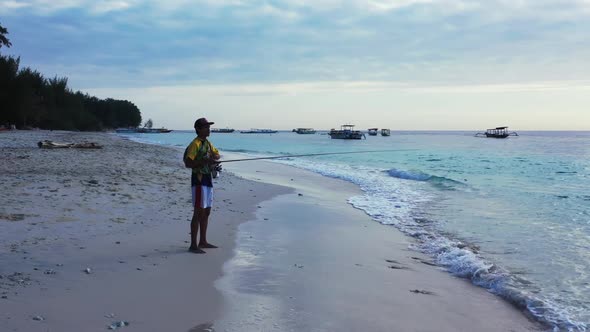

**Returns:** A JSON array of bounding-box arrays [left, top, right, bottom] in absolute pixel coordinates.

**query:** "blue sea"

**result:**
[[122, 130, 590, 331]]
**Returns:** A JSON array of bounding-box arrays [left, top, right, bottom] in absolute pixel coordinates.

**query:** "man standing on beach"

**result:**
[[184, 118, 220, 253]]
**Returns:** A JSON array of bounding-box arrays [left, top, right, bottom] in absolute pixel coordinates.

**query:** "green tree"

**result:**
[[16, 67, 45, 127], [0, 56, 20, 125], [0, 22, 11, 50], [0, 22, 142, 130]]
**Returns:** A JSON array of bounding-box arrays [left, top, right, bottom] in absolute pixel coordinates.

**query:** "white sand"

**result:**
[[0, 131, 289, 332]]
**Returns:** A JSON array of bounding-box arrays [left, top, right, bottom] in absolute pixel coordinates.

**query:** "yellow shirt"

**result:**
[[185, 138, 220, 175]]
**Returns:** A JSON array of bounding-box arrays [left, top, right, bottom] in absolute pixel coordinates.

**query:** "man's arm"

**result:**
[[209, 142, 221, 161], [184, 155, 218, 168]]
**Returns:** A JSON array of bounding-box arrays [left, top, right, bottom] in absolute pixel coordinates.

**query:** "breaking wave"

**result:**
[[386, 168, 465, 191]]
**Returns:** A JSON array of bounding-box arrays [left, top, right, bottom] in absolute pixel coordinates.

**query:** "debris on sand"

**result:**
[[108, 321, 129, 330], [37, 140, 102, 149], [0, 213, 27, 221], [410, 289, 435, 295], [388, 265, 409, 270]]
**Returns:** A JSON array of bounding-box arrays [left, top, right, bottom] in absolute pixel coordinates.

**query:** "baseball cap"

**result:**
[[194, 118, 214, 128]]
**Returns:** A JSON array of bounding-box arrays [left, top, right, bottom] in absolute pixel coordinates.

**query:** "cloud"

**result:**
[[0, 0, 138, 15], [1, 0, 587, 17], [3, 0, 590, 91], [0, 1, 31, 11], [366, 0, 434, 12], [90, 1, 134, 14]]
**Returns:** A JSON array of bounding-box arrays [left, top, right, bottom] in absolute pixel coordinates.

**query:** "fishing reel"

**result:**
[[211, 163, 222, 179]]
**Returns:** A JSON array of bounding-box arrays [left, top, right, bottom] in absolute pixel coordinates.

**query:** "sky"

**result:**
[[1, 0, 590, 130]]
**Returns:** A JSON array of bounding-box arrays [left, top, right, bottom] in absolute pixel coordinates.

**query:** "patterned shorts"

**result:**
[[192, 185, 213, 209]]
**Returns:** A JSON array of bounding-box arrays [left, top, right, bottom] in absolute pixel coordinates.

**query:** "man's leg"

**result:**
[[199, 208, 217, 248], [189, 209, 206, 253], [189, 186, 206, 253]]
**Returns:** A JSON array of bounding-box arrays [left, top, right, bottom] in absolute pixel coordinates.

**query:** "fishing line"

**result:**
[[217, 149, 416, 163]]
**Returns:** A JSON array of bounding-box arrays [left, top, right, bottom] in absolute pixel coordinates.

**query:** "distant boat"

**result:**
[[294, 128, 316, 134], [368, 128, 379, 136], [381, 129, 391, 136], [475, 126, 518, 138], [115, 128, 137, 133], [328, 125, 366, 140], [136, 127, 172, 133], [240, 129, 278, 134], [116, 126, 172, 134], [212, 128, 235, 133]]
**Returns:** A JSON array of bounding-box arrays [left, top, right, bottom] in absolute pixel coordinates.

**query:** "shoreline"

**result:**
[[219, 144, 578, 331], [1, 130, 545, 331], [218, 158, 545, 331]]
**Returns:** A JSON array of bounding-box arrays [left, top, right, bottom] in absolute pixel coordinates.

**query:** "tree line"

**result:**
[[0, 22, 142, 131]]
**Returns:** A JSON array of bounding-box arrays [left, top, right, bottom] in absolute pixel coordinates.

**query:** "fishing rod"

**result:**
[[217, 149, 415, 164]]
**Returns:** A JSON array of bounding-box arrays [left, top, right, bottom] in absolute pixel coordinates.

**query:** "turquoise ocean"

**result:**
[[122, 130, 589, 331]]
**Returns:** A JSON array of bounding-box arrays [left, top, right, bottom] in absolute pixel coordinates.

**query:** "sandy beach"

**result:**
[[1, 131, 545, 331], [0, 130, 289, 331]]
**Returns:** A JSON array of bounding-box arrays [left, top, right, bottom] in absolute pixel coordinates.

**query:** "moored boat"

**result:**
[[116, 121, 172, 133], [212, 128, 235, 133], [136, 127, 172, 133], [240, 129, 278, 134], [294, 128, 316, 134], [328, 125, 365, 140], [475, 126, 518, 138], [381, 128, 391, 136], [368, 128, 378, 136]]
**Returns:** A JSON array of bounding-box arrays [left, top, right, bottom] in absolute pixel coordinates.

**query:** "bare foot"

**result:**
[[189, 246, 206, 254], [199, 243, 218, 249]]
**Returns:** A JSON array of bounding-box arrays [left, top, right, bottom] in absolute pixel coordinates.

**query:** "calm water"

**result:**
[[124, 130, 590, 331]]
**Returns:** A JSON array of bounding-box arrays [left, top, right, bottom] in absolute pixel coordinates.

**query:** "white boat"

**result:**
[[328, 125, 365, 140], [240, 129, 278, 134], [368, 128, 379, 136]]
